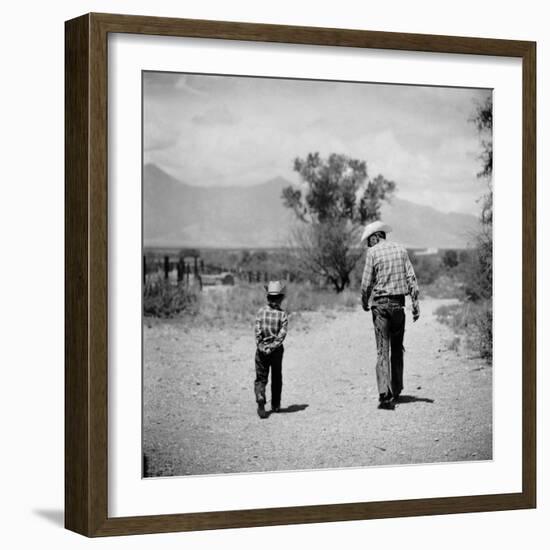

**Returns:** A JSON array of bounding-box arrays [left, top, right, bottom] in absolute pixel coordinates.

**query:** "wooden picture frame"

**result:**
[[65, 12, 536, 537]]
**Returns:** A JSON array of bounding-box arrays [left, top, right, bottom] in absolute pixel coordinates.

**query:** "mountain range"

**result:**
[[143, 164, 479, 249]]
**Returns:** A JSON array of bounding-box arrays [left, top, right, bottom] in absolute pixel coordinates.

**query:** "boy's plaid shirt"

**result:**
[[255, 303, 288, 351], [361, 240, 419, 308]]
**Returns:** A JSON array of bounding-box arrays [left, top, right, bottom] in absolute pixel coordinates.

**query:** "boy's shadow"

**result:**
[[397, 394, 434, 404], [272, 404, 309, 414]]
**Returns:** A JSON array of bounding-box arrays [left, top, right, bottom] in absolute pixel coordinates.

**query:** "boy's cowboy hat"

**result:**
[[360, 220, 392, 243], [265, 280, 286, 295]]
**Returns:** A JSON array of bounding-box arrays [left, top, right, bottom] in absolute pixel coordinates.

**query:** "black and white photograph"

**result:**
[[141, 71, 493, 478]]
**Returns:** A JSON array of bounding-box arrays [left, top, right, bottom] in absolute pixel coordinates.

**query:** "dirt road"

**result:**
[[143, 298, 492, 477]]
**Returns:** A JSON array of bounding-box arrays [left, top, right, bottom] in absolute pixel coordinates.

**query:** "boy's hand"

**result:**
[[258, 343, 272, 354]]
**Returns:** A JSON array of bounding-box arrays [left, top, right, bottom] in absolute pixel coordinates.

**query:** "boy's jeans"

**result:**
[[254, 346, 284, 408]]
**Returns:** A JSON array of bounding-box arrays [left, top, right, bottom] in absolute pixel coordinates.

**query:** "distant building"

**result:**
[[201, 272, 235, 286], [414, 247, 439, 256]]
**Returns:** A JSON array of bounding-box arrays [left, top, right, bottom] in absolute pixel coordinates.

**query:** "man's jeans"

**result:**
[[371, 296, 406, 399]]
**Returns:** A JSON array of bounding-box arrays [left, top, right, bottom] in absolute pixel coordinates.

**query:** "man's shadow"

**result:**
[[270, 404, 309, 415], [397, 394, 434, 404]]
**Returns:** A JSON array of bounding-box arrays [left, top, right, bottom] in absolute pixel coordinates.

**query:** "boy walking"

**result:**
[[254, 281, 288, 419]]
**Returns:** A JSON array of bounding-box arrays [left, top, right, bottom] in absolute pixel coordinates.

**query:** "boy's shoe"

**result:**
[[257, 402, 268, 419]]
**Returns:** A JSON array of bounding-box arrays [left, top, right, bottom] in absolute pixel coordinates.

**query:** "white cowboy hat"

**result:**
[[264, 280, 286, 295], [360, 220, 392, 243]]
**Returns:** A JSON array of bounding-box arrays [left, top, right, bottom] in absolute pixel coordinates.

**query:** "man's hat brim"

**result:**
[[360, 221, 392, 243]]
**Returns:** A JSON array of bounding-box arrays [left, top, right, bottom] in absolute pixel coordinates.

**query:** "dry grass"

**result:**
[[143, 280, 199, 318], [144, 282, 360, 326], [195, 283, 359, 326], [435, 300, 492, 361], [422, 274, 465, 300]]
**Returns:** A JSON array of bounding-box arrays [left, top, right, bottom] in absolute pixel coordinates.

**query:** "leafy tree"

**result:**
[[461, 96, 493, 307], [282, 152, 395, 224], [466, 95, 493, 360], [471, 96, 493, 226], [282, 152, 396, 292]]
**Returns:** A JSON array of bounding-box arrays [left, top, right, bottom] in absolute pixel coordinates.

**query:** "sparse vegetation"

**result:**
[[425, 96, 493, 363], [143, 280, 199, 318], [144, 245, 481, 320], [197, 283, 358, 325], [435, 300, 492, 360], [144, 280, 359, 324]]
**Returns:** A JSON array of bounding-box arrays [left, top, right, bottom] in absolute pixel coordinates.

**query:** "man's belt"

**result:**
[[372, 294, 405, 306]]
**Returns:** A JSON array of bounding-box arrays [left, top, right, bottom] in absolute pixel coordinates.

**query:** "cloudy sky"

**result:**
[[143, 72, 491, 215]]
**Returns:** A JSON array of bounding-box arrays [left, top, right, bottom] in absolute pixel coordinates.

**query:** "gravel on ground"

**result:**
[[143, 297, 492, 477]]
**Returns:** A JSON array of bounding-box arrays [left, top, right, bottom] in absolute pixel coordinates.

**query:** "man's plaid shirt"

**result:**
[[361, 240, 419, 307], [255, 303, 288, 352]]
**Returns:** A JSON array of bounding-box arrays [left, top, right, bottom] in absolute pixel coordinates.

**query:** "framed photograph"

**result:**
[[65, 13, 536, 537]]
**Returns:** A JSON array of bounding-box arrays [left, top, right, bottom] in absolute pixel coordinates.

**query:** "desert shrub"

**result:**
[[434, 303, 462, 327], [410, 254, 442, 285], [435, 299, 492, 361], [143, 280, 199, 317], [461, 229, 492, 302], [447, 336, 461, 352], [422, 274, 465, 300], [455, 231, 492, 361], [466, 300, 492, 360], [442, 249, 459, 269]]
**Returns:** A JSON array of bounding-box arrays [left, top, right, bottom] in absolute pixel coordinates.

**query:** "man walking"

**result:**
[[360, 221, 420, 410]]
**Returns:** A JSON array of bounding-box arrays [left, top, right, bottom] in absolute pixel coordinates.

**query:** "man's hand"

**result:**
[[412, 304, 420, 322], [361, 297, 370, 312]]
